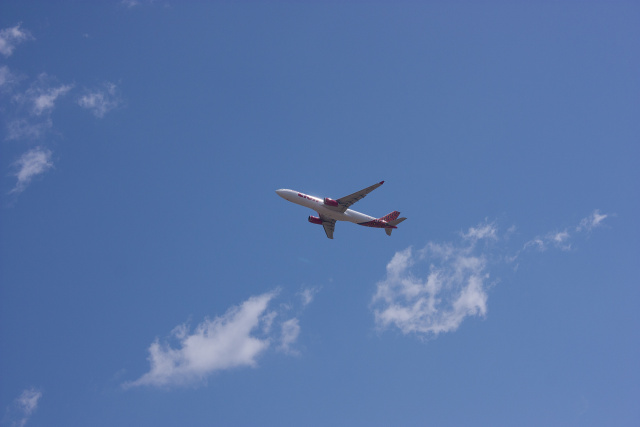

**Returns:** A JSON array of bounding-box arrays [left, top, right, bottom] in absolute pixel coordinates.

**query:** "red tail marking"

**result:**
[[378, 211, 400, 222]]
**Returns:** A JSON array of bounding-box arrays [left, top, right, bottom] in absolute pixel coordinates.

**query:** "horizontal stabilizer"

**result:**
[[388, 217, 406, 227], [385, 217, 407, 236]]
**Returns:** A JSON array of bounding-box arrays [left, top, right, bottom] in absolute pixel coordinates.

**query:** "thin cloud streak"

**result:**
[[6, 388, 42, 427], [121, 0, 159, 8], [122, 0, 141, 7], [10, 147, 53, 194], [521, 210, 610, 253], [461, 221, 498, 241], [577, 210, 608, 232]]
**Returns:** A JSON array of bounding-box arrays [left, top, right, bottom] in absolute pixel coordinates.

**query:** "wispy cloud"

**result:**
[[77, 82, 121, 118], [5, 75, 72, 142], [0, 65, 19, 90], [521, 210, 610, 253], [125, 289, 314, 388], [0, 24, 33, 57], [31, 84, 73, 116], [298, 286, 320, 307], [5, 388, 42, 427], [373, 212, 610, 339], [12, 74, 73, 117], [122, 0, 141, 7], [278, 318, 301, 355], [522, 229, 572, 252], [0, 25, 125, 199], [121, 0, 159, 8], [10, 147, 54, 194], [5, 118, 53, 141], [461, 221, 498, 241], [577, 210, 608, 232]]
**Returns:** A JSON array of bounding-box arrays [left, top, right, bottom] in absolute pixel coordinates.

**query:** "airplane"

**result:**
[[276, 181, 406, 239]]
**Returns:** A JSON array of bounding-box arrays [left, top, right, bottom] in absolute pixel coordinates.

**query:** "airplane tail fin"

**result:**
[[385, 217, 407, 236], [379, 211, 401, 222]]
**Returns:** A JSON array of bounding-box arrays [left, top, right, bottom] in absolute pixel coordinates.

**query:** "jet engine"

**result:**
[[324, 197, 339, 207], [308, 216, 323, 225]]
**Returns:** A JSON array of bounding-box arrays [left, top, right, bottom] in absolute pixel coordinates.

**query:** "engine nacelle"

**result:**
[[308, 216, 323, 225], [324, 197, 339, 207]]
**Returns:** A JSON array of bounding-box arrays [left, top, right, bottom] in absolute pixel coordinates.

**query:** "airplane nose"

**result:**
[[276, 189, 286, 198]]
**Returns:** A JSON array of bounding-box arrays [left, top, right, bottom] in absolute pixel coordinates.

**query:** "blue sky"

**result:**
[[1, 1, 638, 426]]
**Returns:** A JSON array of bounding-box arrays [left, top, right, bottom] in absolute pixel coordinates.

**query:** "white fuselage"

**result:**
[[276, 189, 375, 224]]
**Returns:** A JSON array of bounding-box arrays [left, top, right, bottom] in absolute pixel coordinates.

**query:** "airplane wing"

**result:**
[[319, 214, 336, 239], [336, 181, 385, 213]]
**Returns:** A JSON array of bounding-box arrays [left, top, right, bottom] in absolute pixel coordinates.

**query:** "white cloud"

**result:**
[[121, 0, 159, 8], [374, 213, 611, 339], [6, 75, 72, 142], [552, 230, 570, 244], [125, 292, 274, 388], [13, 75, 73, 117], [462, 221, 498, 241], [0, 66, 9, 86], [298, 286, 319, 307], [261, 310, 278, 334], [279, 318, 301, 355], [77, 82, 121, 118], [10, 147, 53, 194], [125, 290, 311, 388], [372, 222, 496, 338], [0, 65, 18, 89], [122, 0, 141, 7], [6, 388, 42, 427], [554, 231, 571, 250], [577, 210, 608, 232], [520, 210, 610, 254], [0, 24, 33, 57], [6, 118, 52, 141], [31, 84, 73, 116], [524, 237, 546, 252]]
